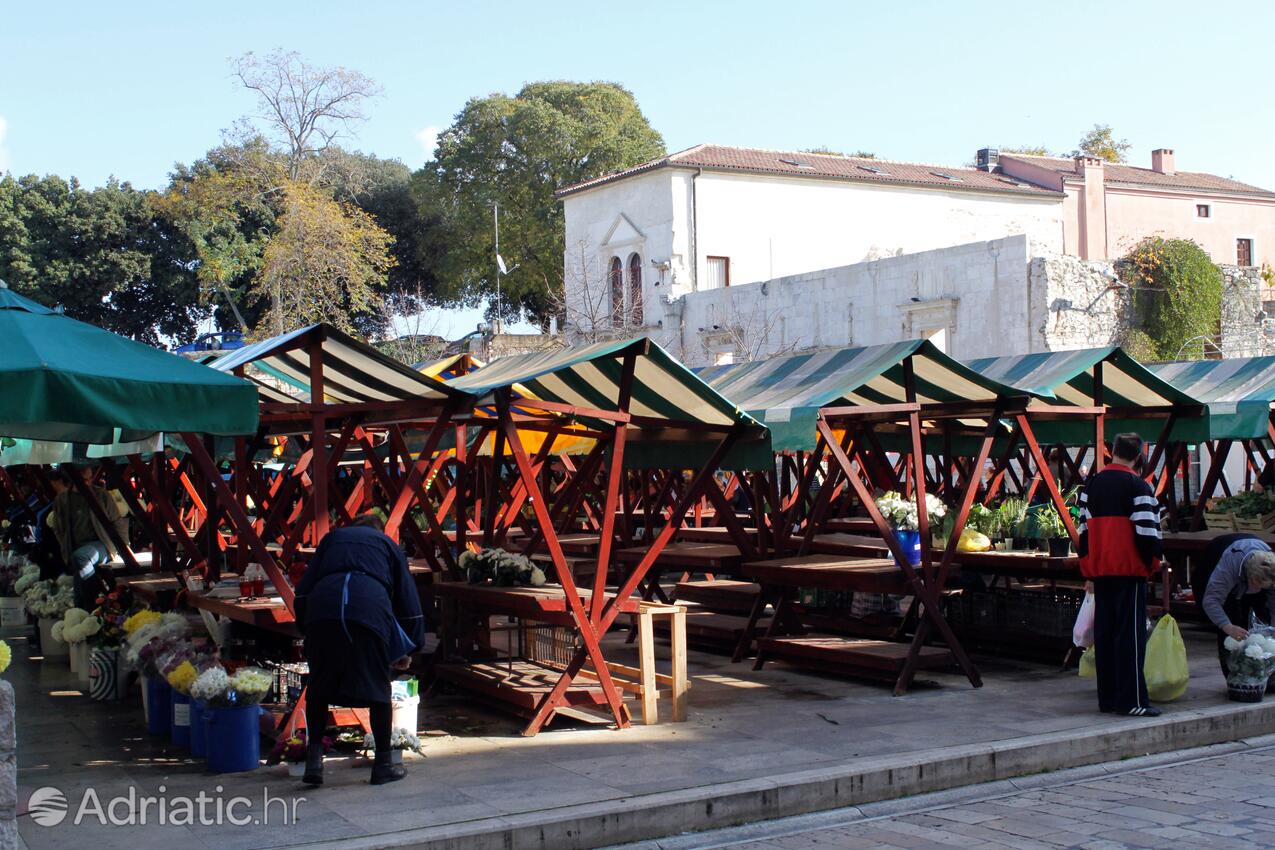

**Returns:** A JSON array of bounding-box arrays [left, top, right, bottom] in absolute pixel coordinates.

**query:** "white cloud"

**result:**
[[415, 125, 440, 162], [0, 116, 10, 174]]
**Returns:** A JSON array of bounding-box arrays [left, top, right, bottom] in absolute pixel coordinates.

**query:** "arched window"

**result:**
[[608, 256, 624, 325], [627, 253, 643, 326]]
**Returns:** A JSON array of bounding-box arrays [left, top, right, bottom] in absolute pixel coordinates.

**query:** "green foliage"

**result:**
[[1213, 490, 1275, 519], [416, 81, 665, 324], [0, 174, 206, 344], [1119, 327, 1160, 363], [1075, 124, 1129, 163], [1035, 506, 1070, 539], [998, 145, 1053, 157], [458, 548, 546, 587], [966, 503, 998, 536], [996, 497, 1029, 538], [800, 146, 872, 158], [1122, 237, 1222, 360]]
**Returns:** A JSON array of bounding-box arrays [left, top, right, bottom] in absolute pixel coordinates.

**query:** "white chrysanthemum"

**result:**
[[50, 621, 65, 642], [1245, 644, 1264, 659], [64, 608, 89, 626], [1224, 636, 1242, 651]]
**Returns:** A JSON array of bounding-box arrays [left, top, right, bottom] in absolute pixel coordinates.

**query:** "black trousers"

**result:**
[[1092, 576, 1150, 713]]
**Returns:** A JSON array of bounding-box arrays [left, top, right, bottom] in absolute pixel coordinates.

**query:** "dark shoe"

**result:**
[[1126, 706, 1162, 717], [370, 764, 406, 785], [303, 747, 324, 785]]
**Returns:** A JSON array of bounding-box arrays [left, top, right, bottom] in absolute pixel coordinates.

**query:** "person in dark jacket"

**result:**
[[1192, 532, 1275, 675], [1078, 433, 1163, 717], [295, 514, 425, 786]]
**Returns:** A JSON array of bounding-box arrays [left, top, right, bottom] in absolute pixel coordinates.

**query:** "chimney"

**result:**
[[1151, 148, 1175, 175], [1073, 157, 1107, 261], [975, 147, 1000, 172]]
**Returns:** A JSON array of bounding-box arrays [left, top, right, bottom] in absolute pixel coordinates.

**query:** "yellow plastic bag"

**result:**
[[1078, 646, 1096, 678], [956, 528, 991, 553], [1144, 614, 1189, 702]]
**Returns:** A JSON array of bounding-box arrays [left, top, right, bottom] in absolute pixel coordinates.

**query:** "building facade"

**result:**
[[557, 143, 1275, 360]]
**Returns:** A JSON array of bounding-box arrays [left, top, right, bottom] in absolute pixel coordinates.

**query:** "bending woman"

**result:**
[[1193, 532, 1275, 675], [295, 514, 425, 785]]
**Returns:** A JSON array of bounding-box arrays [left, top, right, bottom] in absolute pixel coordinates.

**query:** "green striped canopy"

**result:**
[[0, 284, 259, 443], [696, 340, 1032, 452], [1149, 357, 1275, 440], [965, 347, 1207, 443], [447, 338, 769, 469]]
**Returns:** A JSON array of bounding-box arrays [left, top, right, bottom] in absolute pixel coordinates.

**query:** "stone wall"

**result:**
[[1029, 254, 1127, 351], [1219, 264, 1274, 358], [0, 680, 13, 847]]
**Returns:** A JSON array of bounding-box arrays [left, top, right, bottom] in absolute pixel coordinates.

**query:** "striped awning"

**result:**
[[1149, 357, 1275, 440], [965, 347, 1207, 443], [446, 338, 769, 469], [209, 324, 469, 408], [696, 340, 1034, 452]]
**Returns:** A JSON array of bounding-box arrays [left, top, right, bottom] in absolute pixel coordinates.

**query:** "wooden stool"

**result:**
[[633, 602, 689, 725]]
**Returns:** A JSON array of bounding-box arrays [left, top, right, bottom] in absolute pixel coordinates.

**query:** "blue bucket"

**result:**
[[146, 677, 172, 736], [171, 692, 192, 747], [204, 705, 262, 773], [893, 529, 922, 567], [190, 700, 207, 757]]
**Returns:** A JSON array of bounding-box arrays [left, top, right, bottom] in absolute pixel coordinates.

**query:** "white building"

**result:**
[[558, 144, 1066, 331]]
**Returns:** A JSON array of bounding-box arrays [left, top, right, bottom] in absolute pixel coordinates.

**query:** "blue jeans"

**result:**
[[71, 542, 109, 608]]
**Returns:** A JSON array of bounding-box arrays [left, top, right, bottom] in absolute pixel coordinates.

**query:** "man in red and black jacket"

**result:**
[[1078, 432, 1163, 717]]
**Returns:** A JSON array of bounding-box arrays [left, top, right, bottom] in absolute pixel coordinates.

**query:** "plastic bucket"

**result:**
[[171, 692, 192, 747], [204, 705, 262, 773], [38, 617, 68, 658], [190, 700, 207, 757], [893, 530, 922, 567], [392, 695, 420, 733], [146, 676, 172, 736]]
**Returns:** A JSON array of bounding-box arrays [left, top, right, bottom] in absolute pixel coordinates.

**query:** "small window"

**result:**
[[1197, 204, 1211, 218], [705, 256, 730, 290], [778, 157, 814, 170], [608, 256, 624, 323], [858, 165, 891, 176], [627, 252, 643, 325], [1238, 238, 1254, 267], [930, 171, 963, 182]]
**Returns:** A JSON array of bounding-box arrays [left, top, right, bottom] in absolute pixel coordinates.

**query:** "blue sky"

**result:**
[[3, 0, 1273, 333]]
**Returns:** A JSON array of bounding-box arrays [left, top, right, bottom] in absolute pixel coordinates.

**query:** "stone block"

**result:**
[[0, 681, 14, 751]]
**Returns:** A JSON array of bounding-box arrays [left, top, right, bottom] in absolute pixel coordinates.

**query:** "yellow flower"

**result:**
[[166, 661, 198, 694], [123, 610, 162, 635], [0, 641, 12, 675]]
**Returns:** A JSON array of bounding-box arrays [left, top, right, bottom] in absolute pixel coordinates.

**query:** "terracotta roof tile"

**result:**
[[999, 153, 1275, 197], [557, 144, 1062, 198]]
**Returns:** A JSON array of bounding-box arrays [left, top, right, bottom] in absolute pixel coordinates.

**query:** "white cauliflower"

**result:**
[[1225, 636, 1242, 652], [1245, 644, 1264, 660]]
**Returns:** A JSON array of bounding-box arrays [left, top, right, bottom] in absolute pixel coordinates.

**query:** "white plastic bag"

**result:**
[[1072, 592, 1095, 648]]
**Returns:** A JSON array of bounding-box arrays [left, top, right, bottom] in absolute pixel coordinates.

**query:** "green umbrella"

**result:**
[[0, 282, 259, 443]]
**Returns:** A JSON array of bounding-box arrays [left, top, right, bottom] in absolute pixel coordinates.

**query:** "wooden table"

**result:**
[[118, 572, 182, 606], [185, 586, 298, 635], [613, 542, 745, 603], [736, 554, 960, 691], [676, 526, 759, 545], [951, 550, 1081, 582], [433, 580, 644, 734]]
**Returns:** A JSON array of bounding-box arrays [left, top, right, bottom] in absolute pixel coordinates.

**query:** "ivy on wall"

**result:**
[[1121, 237, 1222, 360]]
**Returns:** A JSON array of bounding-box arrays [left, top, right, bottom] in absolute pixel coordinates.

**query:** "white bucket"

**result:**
[[38, 617, 68, 658], [0, 597, 25, 629], [74, 642, 92, 684], [391, 695, 419, 733]]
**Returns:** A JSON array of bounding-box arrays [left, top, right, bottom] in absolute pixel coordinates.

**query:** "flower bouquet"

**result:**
[[362, 727, 425, 764], [459, 548, 547, 587], [874, 491, 947, 567], [270, 729, 332, 775], [191, 665, 273, 708], [54, 608, 100, 678], [24, 576, 74, 620], [90, 586, 133, 650], [1224, 632, 1275, 702]]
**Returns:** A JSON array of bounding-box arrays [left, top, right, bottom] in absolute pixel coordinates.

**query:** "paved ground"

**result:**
[[649, 745, 1275, 849], [7, 619, 1260, 847]]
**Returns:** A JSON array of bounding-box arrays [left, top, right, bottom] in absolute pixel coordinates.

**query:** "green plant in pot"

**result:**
[[997, 498, 1030, 550], [1037, 507, 1072, 557]]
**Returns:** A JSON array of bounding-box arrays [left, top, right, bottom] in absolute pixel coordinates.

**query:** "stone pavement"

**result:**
[[664, 744, 1275, 849], [8, 620, 1274, 849]]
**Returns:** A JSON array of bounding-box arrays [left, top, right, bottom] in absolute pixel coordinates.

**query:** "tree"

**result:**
[[253, 180, 393, 335], [233, 50, 382, 182], [416, 81, 665, 325], [1074, 124, 1130, 163], [550, 237, 643, 344], [998, 145, 1053, 157], [1122, 237, 1222, 360], [0, 174, 206, 344]]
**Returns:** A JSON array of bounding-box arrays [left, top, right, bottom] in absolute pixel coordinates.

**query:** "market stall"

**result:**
[[433, 337, 768, 734]]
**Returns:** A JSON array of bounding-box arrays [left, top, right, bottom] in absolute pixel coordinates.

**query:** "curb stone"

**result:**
[[295, 702, 1275, 850]]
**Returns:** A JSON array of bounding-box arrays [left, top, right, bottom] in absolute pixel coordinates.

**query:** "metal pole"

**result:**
[[493, 202, 501, 332]]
